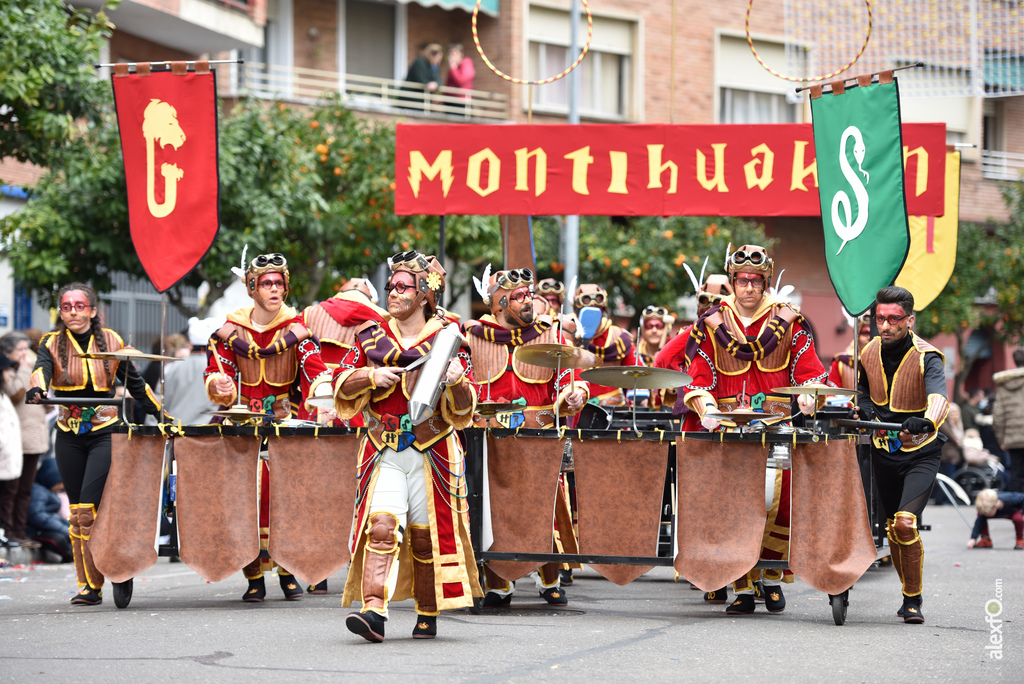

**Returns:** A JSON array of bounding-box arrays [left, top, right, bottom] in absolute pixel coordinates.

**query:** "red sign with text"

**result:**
[[112, 70, 220, 292], [395, 123, 945, 217]]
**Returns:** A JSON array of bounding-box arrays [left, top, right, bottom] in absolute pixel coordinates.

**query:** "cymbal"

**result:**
[[514, 344, 597, 370], [475, 402, 520, 417], [706, 409, 766, 424], [305, 396, 336, 409], [210, 407, 268, 420], [580, 366, 692, 390], [77, 348, 181, 362], [771, 384, 857, 396]]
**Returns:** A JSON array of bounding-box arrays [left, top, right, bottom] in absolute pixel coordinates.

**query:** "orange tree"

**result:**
[[530, 215, 774, 322], [914, 182, 1024, 400]]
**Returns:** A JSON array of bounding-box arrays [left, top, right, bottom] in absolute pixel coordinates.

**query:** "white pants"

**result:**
[[366, 446, 430, 617]]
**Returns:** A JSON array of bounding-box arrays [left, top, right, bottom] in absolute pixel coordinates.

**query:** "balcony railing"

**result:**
[[217, 61, 509, 121], [981, 149, 1024, 181]]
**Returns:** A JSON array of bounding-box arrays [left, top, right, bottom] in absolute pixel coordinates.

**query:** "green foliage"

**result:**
[[915, 181, 1024, 398], [0, 0, 116, 170], [530, 215, 774, 322]]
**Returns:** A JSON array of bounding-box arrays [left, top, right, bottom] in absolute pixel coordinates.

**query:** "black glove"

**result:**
[[901, 416, 934, 434], [25, 387, 44, 404], [854, 402, 877, 422]]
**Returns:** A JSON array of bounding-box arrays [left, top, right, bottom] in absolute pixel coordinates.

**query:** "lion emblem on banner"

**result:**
[[143, 98, 187, 219]]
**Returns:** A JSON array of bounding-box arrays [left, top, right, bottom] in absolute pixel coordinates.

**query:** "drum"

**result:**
[[575, 403, 612, 430]]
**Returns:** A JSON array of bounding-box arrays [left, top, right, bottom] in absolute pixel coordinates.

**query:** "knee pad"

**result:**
[[366, 512, 400, 553], [893, 512, 919, 543]]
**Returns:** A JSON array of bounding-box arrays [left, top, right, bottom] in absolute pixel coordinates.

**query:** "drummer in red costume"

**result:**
[[635, 305, 675, 409], [680, 244, 830, 614], [464, 266, 589, 607], [205, 251, 333, 602], [573, 284, 639, 406], [332, 250, 480, 643]]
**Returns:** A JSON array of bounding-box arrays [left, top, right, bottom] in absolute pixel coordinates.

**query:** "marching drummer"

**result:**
[[25, 282, 165, 607], [635, 305, 675, 408], [678, 244, 830, 614], [572, 284, 639, 406], [464, 266, 589, 607], [853, 286, 949, 624], [205, 251, 333, 602], [331, 250, 480, 643]]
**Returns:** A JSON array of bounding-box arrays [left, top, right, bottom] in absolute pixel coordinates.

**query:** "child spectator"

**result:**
[[967, 488, 1024, 550]]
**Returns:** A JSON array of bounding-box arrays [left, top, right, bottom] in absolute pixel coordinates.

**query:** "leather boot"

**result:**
[[886, 519, 904, 584], [68, 505, 87, 588], [409, 525, 437, 616], [893, 512, 923, 599], [76, 504, 104, 591], [242, 558, 265, 602], [360, 512, 400, 614]]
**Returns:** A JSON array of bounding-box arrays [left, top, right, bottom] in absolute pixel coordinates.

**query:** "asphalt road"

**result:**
[[1, 505, 1019, 683]]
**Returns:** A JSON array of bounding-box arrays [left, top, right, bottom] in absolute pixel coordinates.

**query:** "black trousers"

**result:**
[[54, 430, 112, 507], [872, 444, 942, 521]]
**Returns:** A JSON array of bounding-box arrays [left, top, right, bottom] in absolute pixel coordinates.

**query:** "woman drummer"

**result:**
[[25, 283, 163, 606]]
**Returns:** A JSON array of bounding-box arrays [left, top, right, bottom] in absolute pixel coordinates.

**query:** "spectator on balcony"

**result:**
[[400, 43, 444, 111], [445, 42, 475, 115]]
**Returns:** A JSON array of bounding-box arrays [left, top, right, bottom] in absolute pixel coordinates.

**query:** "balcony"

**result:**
[[217, 61, 509, 121], [981, 149, 1024, 181]]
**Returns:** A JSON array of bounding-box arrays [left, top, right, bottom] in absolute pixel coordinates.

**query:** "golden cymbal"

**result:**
[[514, 344, 597, 370], [705, 409, 767, 424], [580, 366, 692, 390], [76, 348, 181, 362], [475, 402, 520, 417], [771, 384, 857, 396]]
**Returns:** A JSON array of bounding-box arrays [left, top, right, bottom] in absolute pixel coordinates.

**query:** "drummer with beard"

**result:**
[[573, 284, 639, 406], [679, 244, 829, 614], [464, 266, 589, 607], [853, 285, 948, 624], [206, 252, 333, 602], [331, 251, 480, 642]]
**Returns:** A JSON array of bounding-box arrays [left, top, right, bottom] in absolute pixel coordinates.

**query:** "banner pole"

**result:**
[[159, 292, 167, 423], [94, 58, 244, 70], [795, 61, 922, 93]]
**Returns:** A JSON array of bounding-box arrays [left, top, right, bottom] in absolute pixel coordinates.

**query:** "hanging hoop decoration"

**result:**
[[472, 0, 594, 85], [746, 0, 873, 83]]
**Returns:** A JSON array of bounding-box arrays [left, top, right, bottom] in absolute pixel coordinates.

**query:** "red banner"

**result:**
[[395, 123, 945, 217], [112, 70, 219, 292]]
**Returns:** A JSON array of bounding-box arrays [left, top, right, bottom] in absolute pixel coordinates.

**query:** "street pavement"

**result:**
[[0, 505, 1019, 683]]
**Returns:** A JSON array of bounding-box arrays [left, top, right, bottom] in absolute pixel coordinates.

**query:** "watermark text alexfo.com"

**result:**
[[985, 579, 1003, 660]]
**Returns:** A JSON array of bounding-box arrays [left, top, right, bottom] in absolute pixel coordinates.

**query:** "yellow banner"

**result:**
[[896, 150, 961, 310]]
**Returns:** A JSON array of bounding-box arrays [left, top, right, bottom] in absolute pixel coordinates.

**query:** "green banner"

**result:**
[[811, 79, 910, 315]]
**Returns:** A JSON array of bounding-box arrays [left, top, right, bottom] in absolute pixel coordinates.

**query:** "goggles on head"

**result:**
[[642, 305, 669, 318], [575, 291, 607, 307], [388, 251, 433, 273], [726, 244, 772, 276], [246, 253, 290, 293], [536, 279, 565, 297], [491, 268, 534, 294], [697, 292, 725, 308]]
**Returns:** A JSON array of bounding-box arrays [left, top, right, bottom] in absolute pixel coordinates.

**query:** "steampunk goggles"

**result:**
[[729, 249, 768, 269], [536, 279, 565, 296], [642, 306, 669, 318], [253, 253, 285, 268], [388, 250, 432, 272], [697, 292, 724, 308], [495, 268, 534, 290], [575, 291, 607, 307]]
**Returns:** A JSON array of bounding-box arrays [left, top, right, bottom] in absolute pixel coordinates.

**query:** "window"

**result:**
[[527, 5, 637, 120], [716, 34, 801, 124]]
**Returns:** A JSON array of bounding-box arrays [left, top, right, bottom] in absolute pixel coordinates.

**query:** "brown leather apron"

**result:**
[[267, 434, 360, 586], [91, 433, 166, 582]]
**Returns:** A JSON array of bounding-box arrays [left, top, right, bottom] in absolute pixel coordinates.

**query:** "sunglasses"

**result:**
[[729, 249, 767, 267], [643, 320, 665, 330], [253, 253, 285, 268], [733, 276, 766, 290], [576, 292, 607, 306], [642, 306, 668, 318], [875, 314, 909, 326], [258, 278, 286, 290], [59, 302, 92, 313]]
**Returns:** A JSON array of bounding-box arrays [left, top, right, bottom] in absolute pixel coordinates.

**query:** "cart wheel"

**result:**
[[113, 578, 133, 609], [470, 595, 483, 615], [829, 590, 848, 625]]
